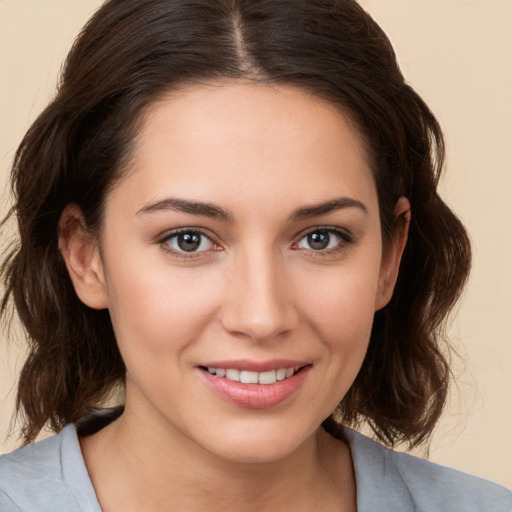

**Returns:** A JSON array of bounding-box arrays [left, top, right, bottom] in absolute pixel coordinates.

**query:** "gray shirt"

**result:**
[[1, 423, 511, 511]]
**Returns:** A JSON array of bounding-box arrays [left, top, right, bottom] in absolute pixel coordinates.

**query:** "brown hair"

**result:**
[[1, 0, 470, 447]]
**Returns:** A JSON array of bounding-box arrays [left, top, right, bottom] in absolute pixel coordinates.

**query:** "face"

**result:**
[[65, 82, 406, 463]]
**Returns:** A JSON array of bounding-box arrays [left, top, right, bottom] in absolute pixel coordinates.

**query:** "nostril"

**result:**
[[219, 302, 298, 343]]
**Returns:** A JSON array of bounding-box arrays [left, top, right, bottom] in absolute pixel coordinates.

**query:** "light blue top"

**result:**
[[1, 423, 511, 511]]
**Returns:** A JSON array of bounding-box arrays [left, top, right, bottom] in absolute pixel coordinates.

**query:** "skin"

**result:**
[[60, 82, 410, 512]]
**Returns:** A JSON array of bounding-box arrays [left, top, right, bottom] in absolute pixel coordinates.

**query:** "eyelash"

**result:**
[[293, 227, 355, 256], [158, 226, 355, 260], [158, 228, 219, 260]]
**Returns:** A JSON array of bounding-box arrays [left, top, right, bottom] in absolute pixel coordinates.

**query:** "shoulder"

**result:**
[[0, 424, 100, 511], [344, 428, 512, 512]]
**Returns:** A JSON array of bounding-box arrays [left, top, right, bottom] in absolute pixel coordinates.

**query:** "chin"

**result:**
[[198, 421, 318, 464]]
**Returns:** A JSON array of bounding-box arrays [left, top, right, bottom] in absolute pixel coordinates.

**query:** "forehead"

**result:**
[[110, 81, 377, 220]]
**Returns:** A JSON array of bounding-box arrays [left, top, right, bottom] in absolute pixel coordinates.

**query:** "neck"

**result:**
[[80, 401, 356, 512]]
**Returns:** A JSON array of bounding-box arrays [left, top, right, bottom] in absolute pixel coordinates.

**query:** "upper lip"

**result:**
[[199, 359, 310, 372]]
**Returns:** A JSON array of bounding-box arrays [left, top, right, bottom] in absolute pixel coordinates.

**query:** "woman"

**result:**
[[0, 0, 510, 510]]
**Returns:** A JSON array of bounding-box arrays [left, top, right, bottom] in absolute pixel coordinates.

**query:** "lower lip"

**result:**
[[200, 367, 310, 409]]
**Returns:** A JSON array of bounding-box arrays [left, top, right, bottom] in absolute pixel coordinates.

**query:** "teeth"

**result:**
[[240, 371, 259, 384], [207, 367, 296, 384], [258, 370, 277, 385], [225, 369, 240, 381]]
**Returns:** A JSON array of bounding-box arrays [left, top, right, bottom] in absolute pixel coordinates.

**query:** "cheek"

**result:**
[[287, 262, 379, 418], [103, 255, 223, 363], [297, 260, 381, 347]]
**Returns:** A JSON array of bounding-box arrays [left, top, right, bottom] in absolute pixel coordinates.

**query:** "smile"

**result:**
[[206, 367, 296, 385], [199, 363, 311, 409]]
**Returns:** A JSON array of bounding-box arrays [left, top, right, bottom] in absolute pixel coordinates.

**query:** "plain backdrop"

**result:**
[[1, 0, 511, 488]]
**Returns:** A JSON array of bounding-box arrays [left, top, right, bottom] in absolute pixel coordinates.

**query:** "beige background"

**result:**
[[1, 0, 511, 488]]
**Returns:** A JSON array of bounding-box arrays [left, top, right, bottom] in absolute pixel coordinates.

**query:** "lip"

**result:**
[[198, 361, 311, 409], [200, 359, 309, 372]]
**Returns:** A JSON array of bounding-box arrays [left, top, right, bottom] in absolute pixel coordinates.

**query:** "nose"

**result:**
[[219, 246, 298, 342]]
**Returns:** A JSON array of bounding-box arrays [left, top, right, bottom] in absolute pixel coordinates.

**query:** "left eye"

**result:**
[[296, 230, 345, 251], [164, 230, 214, 253]]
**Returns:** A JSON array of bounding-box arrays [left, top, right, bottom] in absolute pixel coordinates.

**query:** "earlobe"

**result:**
[[59, 204, 108, 310], [375, 197, 411, 311]]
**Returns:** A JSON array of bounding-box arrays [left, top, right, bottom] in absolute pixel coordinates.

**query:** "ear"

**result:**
[[374, 197, 411, 311], [59, 204, 108, 310]]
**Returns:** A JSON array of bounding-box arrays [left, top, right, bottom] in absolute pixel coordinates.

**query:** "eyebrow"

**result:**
[[137, 197, 233, 221], [136, 196, 367, 222], [289, 197, 368, 221]]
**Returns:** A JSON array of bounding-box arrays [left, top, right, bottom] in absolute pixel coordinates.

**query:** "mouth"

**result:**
[[198, 362, 311, 409], [199, 366, 301, 385]]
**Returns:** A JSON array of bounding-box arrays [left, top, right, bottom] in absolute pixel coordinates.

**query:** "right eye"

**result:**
[[161, 229, 216, 255]]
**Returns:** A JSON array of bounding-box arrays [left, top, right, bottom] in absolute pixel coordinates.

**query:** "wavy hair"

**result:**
[[1, 0, 471, 446]]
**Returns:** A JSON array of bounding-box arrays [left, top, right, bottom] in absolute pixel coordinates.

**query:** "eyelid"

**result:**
[[158, 227, 222, 259], [292, 226, 355, 253], [295, 225, 354, 241], [155, 225, 355, 260]]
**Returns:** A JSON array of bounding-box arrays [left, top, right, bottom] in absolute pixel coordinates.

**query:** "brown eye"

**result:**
[[164, 230, 214, 253], [307, 231, 331, 250], [296, 228, 352, 252], [177, 232, 201, 252]]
